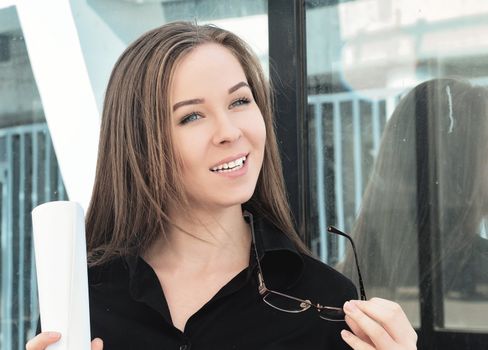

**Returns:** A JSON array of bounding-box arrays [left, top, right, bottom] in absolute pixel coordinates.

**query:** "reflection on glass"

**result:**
[[346, 78, 488, 331], [306, 0, 488, 331], [338, 84, 421, 326]]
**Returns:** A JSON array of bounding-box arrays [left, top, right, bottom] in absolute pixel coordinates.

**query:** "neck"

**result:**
[[144, 205, 251, 273]]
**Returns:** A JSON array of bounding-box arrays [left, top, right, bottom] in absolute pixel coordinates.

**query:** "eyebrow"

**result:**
[[172, 81, 250, 112], [172, 98, 204, 112], [228, 81, 250, 94]]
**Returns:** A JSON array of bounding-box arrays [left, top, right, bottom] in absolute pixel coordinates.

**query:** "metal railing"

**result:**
[[308, 88, 405, 263], [0, 123, 67, 350]]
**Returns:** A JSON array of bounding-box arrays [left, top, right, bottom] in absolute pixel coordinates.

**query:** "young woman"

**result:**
[[27, 22, 416, 350]]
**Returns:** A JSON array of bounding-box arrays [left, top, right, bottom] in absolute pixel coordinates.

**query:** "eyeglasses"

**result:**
[[244, 212, 366, 322]]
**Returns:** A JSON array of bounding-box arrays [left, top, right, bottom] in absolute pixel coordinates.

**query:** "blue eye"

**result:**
[[180, 112, 202, 125], [230, 97, 251, 108]]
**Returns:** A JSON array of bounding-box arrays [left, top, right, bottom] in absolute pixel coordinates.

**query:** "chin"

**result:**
[[228, 194, 255, 207], [215, 189, 256, 208]]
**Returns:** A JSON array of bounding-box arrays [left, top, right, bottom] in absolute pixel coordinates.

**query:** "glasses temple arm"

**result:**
[[243, 211, 267, 291], [328, 226, 367, 301]]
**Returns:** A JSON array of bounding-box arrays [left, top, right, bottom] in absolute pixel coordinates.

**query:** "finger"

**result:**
[[91, 338, 104, 350], [26, 332, 61, 350], [341, 329, 375, 350], [369, 298, 417, 341], [368, 297, 399, 308], [343, 301, 396, 349], [345, 315, 374, 347], [354, 298, 417, 343]]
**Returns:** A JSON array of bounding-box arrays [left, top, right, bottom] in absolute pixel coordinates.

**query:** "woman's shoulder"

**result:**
[[297, 253, 358, 302]]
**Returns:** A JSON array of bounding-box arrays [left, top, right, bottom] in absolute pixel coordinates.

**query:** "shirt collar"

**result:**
[[244, 210, 304, 290], [125, 210, 304, 298]]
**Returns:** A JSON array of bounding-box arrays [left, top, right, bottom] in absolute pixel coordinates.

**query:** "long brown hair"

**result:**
[[86, 21, 308, 266]]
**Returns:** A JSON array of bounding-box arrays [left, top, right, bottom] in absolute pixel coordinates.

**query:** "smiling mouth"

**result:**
[[210, 155, 247, 173]]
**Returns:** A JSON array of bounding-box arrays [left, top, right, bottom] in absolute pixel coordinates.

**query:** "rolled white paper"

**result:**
[[32, 201, 91, 350]]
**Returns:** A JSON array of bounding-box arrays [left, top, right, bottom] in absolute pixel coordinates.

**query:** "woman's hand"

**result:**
[[26, 332, 103, 350], [341, 297, 417, 350]]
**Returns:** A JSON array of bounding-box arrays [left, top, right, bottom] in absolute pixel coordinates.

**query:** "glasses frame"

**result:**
[[244, 212, 366, 322]]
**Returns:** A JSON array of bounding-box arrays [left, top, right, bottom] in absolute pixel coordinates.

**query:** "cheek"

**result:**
[[172, 142, 201, 183], [256, 118, 267, 153], [246, 111, 267, 146]]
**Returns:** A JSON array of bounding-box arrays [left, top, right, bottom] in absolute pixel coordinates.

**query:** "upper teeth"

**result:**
[[212, 156, 247, 171]]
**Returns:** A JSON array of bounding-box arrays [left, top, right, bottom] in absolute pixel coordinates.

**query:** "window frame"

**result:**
[[268, 0, 309, 243]]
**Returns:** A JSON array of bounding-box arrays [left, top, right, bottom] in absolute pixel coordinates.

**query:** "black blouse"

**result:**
[[88, 215, 357, 349]]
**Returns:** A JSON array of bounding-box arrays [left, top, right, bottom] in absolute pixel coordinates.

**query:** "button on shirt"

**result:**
[[88, 215, 357, 349]]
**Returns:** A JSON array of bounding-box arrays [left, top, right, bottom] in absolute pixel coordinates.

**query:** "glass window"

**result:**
[[306, 0, 488, 332]]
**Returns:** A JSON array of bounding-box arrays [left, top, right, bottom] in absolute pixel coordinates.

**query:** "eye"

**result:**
[[179, 112, 202, 125], [230, 97, 251, 109]]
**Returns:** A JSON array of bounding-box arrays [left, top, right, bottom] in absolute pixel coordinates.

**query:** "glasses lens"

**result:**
[[263, 293, 312, 313], [318, 306, 345, 321]]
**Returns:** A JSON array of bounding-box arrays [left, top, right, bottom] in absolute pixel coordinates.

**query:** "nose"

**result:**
[[211, 113, 242, 145]]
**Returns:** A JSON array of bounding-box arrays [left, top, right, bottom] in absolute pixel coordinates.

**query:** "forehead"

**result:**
[[171, 43, 248, 99]]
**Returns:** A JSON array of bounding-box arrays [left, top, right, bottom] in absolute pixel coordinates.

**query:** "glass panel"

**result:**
[[0, 6, 67, 350], [434, 79, 488, 331], [305, 0, 488, 331]]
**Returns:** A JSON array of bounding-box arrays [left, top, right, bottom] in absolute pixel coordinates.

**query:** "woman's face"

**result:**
[[170, 43, 266, 210]]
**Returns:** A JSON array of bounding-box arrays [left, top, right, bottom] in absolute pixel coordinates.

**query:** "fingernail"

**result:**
[[344, 301, 359, 313], [341, 329, 352, 339], [47, 332, 61, 339]]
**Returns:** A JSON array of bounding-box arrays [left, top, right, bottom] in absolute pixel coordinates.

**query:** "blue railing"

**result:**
[[0, 123, 67, 350], [308, 89, 403, 262]]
